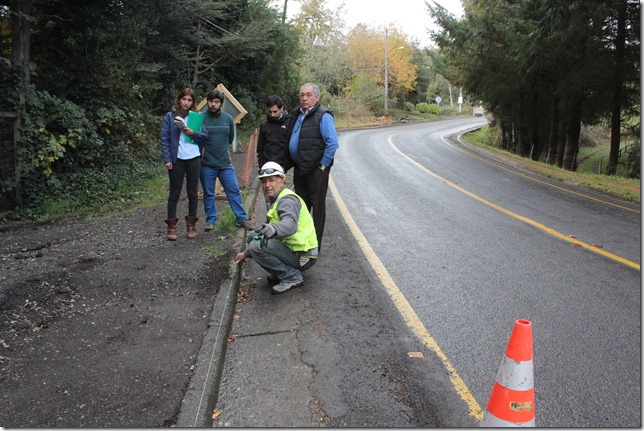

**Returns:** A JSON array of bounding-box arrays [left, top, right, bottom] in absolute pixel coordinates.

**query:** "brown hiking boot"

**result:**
[[164, 218, 179, 241], [185, 216, 198, 239]]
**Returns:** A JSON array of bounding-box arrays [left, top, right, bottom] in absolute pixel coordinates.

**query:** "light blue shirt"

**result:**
[[289, 112, 339, 167]]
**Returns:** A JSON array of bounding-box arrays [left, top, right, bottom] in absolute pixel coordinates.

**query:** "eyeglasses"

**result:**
[[258, 168, 283, 175]]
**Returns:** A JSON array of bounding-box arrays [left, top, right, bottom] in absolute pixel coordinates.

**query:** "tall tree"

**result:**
[[291, 0, 350, 95], [428, 0, 640, 171], [345, 25, 417, 110], [4, 0, 31, 208], [605, 0, 640, 175]]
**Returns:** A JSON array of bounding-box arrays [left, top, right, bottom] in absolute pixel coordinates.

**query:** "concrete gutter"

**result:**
[[176, 177, 261, 427]]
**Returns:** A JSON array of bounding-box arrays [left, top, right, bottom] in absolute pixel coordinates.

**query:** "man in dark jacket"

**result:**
[[258, 95, 293, 172], [287, 83, 339, 249]]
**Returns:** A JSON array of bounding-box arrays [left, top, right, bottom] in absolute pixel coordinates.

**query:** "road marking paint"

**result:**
[[450, 133, 640, 214], [329, 176, 485, 421], [389, 137, 640, 271]]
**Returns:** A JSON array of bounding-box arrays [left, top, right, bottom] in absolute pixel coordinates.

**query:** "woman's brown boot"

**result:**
[[185, 216, 198, 239], [164, 218, 179, 241]]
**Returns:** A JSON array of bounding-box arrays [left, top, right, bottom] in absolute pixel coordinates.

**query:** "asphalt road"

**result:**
[[210, 172, 478, 427], [330, 118, 641, 427]]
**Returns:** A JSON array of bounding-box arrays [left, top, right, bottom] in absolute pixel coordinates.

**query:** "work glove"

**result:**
[[255, 224, 277, 239], [174, 116, 187, 129]]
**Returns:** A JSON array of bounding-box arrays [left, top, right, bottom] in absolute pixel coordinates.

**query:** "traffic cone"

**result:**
[[480, 319, 535, 427]]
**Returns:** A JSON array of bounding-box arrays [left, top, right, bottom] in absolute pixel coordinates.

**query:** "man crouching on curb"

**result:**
[[235, 162, 318, 294]]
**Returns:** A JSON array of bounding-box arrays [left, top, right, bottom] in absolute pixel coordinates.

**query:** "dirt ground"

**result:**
[[0, 154, 252, 427]]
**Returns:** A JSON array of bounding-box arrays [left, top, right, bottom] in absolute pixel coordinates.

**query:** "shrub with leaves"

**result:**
[[16, 89, 160, 215], [416, 102, 441, 115]]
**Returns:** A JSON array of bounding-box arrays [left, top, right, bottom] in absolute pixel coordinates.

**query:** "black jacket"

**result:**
[[258, 112, 293, 171]]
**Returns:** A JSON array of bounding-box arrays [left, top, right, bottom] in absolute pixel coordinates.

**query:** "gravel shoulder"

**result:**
[[0, 156, 251, 427]]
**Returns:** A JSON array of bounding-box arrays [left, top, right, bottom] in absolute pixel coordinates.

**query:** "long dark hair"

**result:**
[[174, 87, 198, 114]]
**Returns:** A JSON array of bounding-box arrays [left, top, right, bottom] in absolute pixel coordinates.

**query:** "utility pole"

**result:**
[[384, 29, 389, 112], [282, 0, 287, 24]]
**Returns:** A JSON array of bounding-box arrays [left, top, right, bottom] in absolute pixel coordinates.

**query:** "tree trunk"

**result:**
[[562, 101, 582, 171], [10, 0, 32, 209], [499, 119, 507, 150], [191, 21, 205, 89], [547, 94, 560, 165], [191, 44, 202, 89], [606, 0, 627, 176], [530, 89, 540, 161]]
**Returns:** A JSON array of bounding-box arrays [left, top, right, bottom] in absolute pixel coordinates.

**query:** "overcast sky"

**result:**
[[284, 0, 464, 48]]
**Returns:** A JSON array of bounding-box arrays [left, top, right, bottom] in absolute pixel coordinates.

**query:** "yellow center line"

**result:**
[[450, 134, 640, 214], [389, 136, 640, 271], [329, 175, 485, 421]]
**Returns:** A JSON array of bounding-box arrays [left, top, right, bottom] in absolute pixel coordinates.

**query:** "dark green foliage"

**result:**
[[16, 89, 160, 213], [428, 0, 640, 173], [1, 0, 303, 216], [622, 141, 640, 179]]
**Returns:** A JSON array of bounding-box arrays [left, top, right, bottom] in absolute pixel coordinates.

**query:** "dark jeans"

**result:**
[[293, 166, 330, 249], [244, 232, 316, 282], [167, 156, 201, 219]]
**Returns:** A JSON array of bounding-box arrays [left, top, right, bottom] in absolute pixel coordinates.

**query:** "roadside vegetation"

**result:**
[[463, 125, 640, 203], [1, 0, 638, 220]]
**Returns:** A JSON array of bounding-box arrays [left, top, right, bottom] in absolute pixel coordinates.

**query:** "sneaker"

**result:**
[[235, 219, 256, 230], [271, 278, 303, 295], [204, 223, 214, 232], [267, 274, 279, 284]]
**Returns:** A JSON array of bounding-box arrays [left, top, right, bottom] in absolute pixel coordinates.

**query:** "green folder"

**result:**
[[184, 111, 204, 144]]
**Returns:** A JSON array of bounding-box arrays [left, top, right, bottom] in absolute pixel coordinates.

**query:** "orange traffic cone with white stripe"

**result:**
[[480, 319, 535, 427]]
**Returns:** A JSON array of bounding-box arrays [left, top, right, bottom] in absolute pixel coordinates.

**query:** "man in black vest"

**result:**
[[287, 83, 339, 249]]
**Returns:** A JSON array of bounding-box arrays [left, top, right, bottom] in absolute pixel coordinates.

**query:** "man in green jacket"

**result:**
[[200, 89, 254, 231], [235, 162, 318, 295]]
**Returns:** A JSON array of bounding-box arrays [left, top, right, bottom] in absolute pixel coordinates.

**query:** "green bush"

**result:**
[[416, 102, 441, 115], [623, 141, 640, 179], [404, 101, 415, 112], [12, 89, 160, 217]]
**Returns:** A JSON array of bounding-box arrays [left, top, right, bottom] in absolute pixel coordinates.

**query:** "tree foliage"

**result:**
[[2, 0, 638, 214], [1, 0, 303, 213], [428, 0, 640, 174], [344, 25, 417, 111]]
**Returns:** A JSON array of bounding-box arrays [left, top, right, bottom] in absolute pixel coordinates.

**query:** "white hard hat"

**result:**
[[258, 162, 285, 179]]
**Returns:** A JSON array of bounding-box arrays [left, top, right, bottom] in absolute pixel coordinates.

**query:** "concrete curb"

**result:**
[[176, 176, 261, 427]]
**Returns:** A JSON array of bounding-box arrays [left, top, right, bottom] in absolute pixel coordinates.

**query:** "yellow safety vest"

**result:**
[[267, 188, 318, 252]]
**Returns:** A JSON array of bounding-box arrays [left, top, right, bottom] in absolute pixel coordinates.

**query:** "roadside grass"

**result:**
[[33, 169, 167, 222], [86, 174, 169, 220], [202, 237, 232, 258], [23, 161, 258, 226], [462, 125, 640, 203], [216, 208, 239, 231], [334, 109, 443, 129]]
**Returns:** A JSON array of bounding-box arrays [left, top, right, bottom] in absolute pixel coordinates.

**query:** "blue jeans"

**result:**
[[200, 164, 247, 224]]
